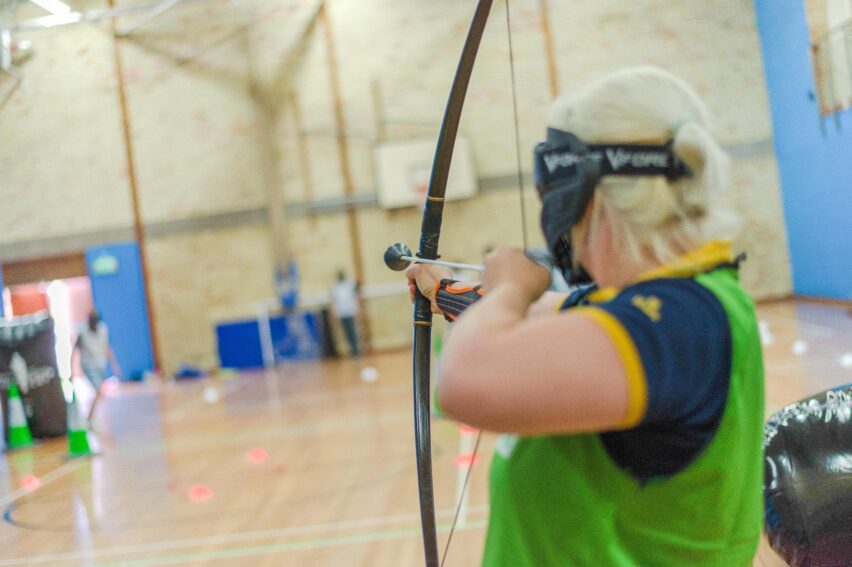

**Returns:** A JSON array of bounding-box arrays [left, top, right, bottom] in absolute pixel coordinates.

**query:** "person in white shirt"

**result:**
[[73, 310, 121, 420], [330, 271, 361, 357]]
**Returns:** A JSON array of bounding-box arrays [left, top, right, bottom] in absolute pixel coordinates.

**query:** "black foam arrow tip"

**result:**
[[384, 242, 413, 271]]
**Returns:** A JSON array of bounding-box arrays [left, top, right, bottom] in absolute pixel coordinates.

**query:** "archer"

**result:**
[[405, 66, 764, 567]]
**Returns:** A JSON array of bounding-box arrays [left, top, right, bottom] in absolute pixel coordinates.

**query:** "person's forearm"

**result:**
[[441, 285, 533, 370], [108, 348, 121, 371], [527, 291, 568, 318], [435, 282, 562, 321], [438, 284, 536, 423], [443, 286, 587, 355]]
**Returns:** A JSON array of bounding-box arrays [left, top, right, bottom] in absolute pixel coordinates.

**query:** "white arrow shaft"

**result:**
[[400, 256, 483, 272]]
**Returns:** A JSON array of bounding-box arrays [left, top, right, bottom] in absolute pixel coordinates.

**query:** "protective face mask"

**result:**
[[533, 128, 689, 284]]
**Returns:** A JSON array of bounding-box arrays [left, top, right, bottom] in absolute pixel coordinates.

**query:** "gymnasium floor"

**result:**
[[1, 299, 849, 566]]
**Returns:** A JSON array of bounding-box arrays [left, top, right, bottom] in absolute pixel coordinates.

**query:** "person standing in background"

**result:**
[[331, 270, 361, 358], [276, 259, 300, 314], [73, 310, 121, 421]]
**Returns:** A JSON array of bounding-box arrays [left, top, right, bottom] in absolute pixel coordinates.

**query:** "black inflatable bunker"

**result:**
[[764, 384, 852, 567]]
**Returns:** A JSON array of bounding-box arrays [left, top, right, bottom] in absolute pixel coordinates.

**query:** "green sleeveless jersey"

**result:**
[[483, 252, 765, 566]]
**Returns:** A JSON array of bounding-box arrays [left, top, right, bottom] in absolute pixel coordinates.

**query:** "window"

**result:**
[[808, 0, 852, 114]]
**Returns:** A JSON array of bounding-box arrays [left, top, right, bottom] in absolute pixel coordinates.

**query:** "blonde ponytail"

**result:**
[[549, 67, 738, 267]]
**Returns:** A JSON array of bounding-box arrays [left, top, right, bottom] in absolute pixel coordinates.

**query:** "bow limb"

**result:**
[[413, 1, 494, 565]]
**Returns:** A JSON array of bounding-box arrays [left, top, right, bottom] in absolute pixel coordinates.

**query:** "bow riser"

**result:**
[[412, 1, 494, 565]]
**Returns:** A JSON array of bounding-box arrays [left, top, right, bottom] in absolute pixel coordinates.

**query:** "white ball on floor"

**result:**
[[791, 339, 809, 356], [840, 353, 852, 369], [203, 385, 220, 404], [360, 367, 379, 383]]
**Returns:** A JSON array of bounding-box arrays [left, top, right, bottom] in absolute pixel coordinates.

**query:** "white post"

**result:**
[[256, 302, 276, 370], [453, 425, 478, 528]]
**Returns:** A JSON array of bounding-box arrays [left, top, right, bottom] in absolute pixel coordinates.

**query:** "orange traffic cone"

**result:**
[[5, 383, 34, 450]]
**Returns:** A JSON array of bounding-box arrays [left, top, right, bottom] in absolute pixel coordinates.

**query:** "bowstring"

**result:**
[[439, 430, 482, 567], [506, 0, 529, 252], [439, 2, 525, 565]]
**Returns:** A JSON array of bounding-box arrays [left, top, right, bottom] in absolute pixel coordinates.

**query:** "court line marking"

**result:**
[[1, 408, 420, 485], [0, 458, 87, 509], [162, 376, 250, 423], [0, 382, 411, 472], [758, 311, 838, 338], [0, 413, 405, 475], [93, 520, 490, 567], [95, 410, 413, 463], [164, 370, 410, 424], [0, 506, 488, 565]]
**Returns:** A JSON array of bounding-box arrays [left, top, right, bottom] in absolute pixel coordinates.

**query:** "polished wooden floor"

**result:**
[[1, 299, 849, 566]]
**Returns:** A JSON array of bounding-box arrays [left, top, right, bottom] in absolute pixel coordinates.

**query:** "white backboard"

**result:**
[[375, 138, 477, 209]]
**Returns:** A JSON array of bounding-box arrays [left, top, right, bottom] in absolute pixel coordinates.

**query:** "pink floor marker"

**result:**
[[245, 447, 269, 464], [20, 475, 41, 490], [454, 453, 480, 468], [187, 484, 214, 502], [459, 424, 478, 436]]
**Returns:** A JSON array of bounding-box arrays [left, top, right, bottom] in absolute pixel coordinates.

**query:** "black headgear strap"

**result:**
[[533, 128, 691, 284]]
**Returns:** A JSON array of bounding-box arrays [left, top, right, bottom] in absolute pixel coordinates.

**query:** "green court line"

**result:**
[[0, 409, 412, 479], [94, 520, 488, 566], [0, 382, 411, 472]]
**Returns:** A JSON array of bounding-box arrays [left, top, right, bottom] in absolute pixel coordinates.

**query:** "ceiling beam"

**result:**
[[10, 0, 213, 32]]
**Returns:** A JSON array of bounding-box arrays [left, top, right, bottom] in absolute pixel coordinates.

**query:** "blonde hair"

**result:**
[[548, 66, 737, 267]]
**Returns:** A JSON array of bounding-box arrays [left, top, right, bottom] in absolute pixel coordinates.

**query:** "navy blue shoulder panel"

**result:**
[[595, 277, 732, 483]]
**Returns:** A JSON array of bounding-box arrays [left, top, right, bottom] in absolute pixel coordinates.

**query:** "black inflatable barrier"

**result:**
[[0, 313, 68, 441], [764, 383, 852, 567]]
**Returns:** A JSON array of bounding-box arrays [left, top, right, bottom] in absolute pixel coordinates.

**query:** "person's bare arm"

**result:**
[[437, 247, 631, 435], [107, 346, 122, 379], [527, 291, 569, 318], [439, 299, 629, 434]]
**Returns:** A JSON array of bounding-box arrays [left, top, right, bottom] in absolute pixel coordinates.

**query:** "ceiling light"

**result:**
[[29, 0, 72, 16]]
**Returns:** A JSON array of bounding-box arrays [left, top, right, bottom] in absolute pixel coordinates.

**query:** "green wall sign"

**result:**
[[91, 254, 119, 276]]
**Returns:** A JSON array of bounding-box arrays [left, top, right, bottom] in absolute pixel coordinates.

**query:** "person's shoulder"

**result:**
[[588, 276, 733, 430], [601, 277, 725, 330]]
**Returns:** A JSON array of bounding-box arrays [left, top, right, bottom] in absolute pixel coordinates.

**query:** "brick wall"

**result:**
[[0, 0, 791, 368]]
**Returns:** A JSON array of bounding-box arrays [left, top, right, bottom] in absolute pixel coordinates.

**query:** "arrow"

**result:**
[[384, 243, 483, 273]]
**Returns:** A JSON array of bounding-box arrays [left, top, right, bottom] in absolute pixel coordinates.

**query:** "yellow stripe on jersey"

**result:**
[[588, 286, 618, 304], [637, 240, 734, 283], [578, 307, 648, 428], [586, 240, 735, 306]]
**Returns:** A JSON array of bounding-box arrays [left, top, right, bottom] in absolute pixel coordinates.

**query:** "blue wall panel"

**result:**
[[755, 0, 852, 300], [86, 242, 154, 380], [217, 313, 320, 369], [216, 320, 266, 369]]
